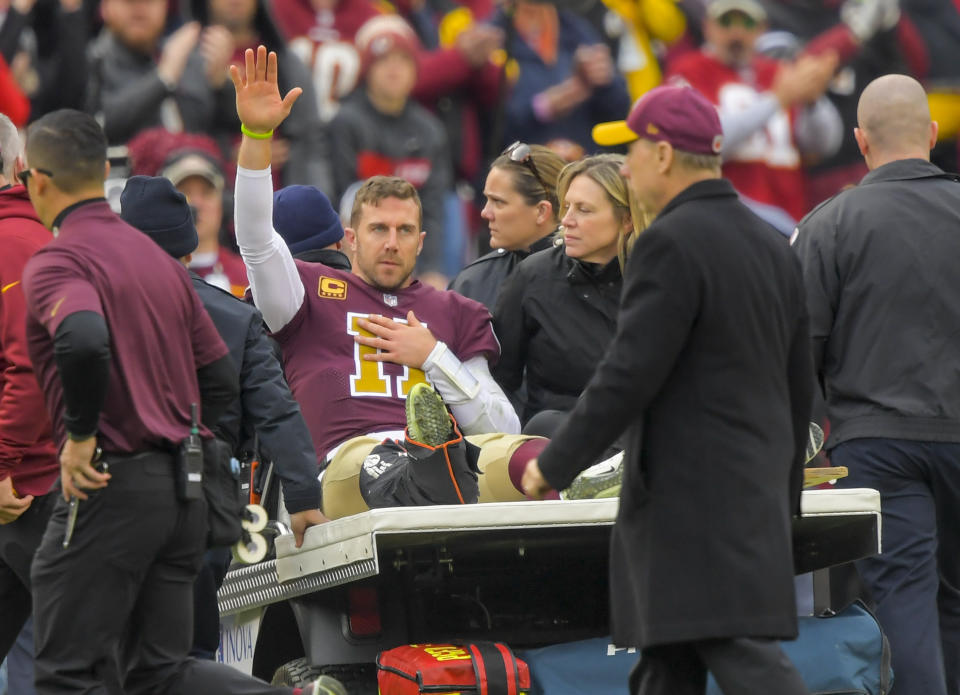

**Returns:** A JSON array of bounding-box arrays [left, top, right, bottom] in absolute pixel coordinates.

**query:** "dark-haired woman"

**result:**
[[449, 142, 565, 310]]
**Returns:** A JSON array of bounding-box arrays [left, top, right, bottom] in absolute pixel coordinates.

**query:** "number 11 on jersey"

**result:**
[[347, 312, 428, 398]]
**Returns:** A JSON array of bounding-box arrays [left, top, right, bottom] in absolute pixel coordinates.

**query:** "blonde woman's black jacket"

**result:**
[[492, 244, 622, 423]]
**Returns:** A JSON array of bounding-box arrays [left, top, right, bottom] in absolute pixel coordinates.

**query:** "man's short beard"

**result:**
[[724, 41, 752, 68]]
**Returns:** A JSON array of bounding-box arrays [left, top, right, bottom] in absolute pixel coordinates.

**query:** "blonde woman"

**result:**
[[493, 154, 644, 430]]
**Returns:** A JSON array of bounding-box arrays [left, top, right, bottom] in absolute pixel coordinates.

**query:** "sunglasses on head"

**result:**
[[717, 11, 758, 29], [503, 141, 550, 198], [17, 168, 54, 186]]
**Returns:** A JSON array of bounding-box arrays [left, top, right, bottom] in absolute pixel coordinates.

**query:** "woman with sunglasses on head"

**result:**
[[449, 142, 565, 310], [492, 154, 644, 434]]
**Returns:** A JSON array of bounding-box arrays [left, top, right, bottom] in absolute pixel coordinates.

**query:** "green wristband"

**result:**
[[241, 124, 274, 140]]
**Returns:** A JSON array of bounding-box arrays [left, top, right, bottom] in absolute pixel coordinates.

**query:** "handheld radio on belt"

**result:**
[[177, 403, 204, 501]]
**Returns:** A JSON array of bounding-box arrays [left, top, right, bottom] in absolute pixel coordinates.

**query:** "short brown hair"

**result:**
[[26, 109, 107, 193], [349, 176, 423, 230]]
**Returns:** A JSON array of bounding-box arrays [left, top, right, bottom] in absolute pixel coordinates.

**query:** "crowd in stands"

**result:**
[[2, 0, 959, 289], [3, 1, 960, 692]]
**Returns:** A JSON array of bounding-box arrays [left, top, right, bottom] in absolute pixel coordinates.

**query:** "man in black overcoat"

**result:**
[[522, 85, 814, 694]]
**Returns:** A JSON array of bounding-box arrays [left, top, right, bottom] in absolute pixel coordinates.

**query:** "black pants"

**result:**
[[30, 451, 293, 695], [630, 638, 808, 695], [0, 491, 55, 659], [832, 438, 960, 695], [191, 547, 233, 660]]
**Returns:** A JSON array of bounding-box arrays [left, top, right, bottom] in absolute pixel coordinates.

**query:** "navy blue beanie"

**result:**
[[120, 175, 198, 258], [273, 185, 344, 254]]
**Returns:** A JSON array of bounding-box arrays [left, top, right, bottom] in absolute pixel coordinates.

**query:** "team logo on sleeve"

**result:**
[[319, 277, 348, 300]]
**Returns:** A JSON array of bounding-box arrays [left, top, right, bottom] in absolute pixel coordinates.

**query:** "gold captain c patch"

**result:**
[[319, 276, 347, 300]]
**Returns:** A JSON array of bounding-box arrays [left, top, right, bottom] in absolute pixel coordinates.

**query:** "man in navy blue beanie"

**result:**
[[273, 185, 351, 270], [120, 176, 335, 677]]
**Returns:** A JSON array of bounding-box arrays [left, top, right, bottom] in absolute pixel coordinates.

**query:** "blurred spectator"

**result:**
[[329, 16, 452, 286], [184, 0, 331, 190], [270, 0, 382, 122], [758, 0, 929, 207], [601, 0, 686, 100], [0, 0, 90, 119], [86, 1, 214, 144], [449, 142, 564, 310], [0, 53, 28, 125], [161, 150, 249, 296], [900, 0, 960, 81], [667, 0, 842, 222], [404, 8, 502, 183], [489, 0, 630, 153]]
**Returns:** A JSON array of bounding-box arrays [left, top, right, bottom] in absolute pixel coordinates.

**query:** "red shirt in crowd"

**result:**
[[23, 200, 228, 453], [668, 52, 808, 221], [0, 185, 57, 497]]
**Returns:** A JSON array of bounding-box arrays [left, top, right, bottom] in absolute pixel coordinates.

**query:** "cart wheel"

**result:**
[[232, 531, 268, 564], [241, 503, 268, 533]]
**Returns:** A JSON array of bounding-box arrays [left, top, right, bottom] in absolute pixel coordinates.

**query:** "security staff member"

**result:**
[[20, 110, 339, 695], [523, 86, 814, 695], [795, 74, 960, 695], [119, 175, 329, 659]]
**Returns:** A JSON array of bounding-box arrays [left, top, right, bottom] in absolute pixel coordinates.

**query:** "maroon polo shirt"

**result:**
[[22, 199, 228, 453]]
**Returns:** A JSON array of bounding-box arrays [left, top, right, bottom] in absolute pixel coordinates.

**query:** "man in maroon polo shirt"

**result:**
[[20, 109, 341, 695], [0, 112, 58, 692]]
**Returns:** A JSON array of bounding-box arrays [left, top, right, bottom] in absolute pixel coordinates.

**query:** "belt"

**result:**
[[100, 449, 173, 464]]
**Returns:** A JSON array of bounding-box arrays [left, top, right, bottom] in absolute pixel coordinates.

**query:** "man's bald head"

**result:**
[[857, 75, 933, 160]]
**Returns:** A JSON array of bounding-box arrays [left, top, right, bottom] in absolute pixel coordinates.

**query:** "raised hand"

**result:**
[[230, 45, 302, 134]]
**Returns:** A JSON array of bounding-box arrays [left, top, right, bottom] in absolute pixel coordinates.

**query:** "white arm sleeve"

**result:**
[[718, 92, 780, 154], [234, 165, 305, 333], [422, 342, 521, 435], [794, 96, 843, 159]]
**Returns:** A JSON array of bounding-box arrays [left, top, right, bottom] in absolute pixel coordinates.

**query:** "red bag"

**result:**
[[377, 642, 531, 695]]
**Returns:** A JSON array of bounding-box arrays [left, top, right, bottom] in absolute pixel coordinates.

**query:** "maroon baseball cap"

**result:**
[[592, 85, 725, 155]]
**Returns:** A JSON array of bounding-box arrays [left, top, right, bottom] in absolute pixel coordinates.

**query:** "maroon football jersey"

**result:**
[[273, 262, 499, 461]]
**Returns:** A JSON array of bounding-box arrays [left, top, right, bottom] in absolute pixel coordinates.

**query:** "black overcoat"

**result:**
[[538, 179, 813, 648]]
